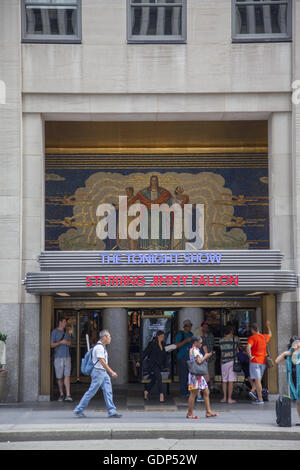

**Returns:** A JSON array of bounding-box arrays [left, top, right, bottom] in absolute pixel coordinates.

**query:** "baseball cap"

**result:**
[[183, 319, 193, 327], [201, 321, 208, 327]]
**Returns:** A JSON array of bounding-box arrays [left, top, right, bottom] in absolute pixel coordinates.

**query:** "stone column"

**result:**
[[0, 1, 22, 402], [20, 113, 44, 402], [102, 308, 128, 385], [269, 112, 297, 393], [292, 0, 300, 337], [178, 307, 204, 333]]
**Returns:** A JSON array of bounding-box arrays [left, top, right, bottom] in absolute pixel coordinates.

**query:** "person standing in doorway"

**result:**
[[50, 317, 73, 402], [140, 330, 168, 403], [175, 319, 193, 397], [200, 321, 216, 391], [247, 320, 272, 405], [219, 326, 238, 403], [74, 329, 122, 418]]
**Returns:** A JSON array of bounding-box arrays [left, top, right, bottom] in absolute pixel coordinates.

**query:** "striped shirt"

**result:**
[[219, 336, 238, 364]]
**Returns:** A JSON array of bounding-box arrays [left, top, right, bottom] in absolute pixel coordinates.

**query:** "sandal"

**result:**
[[186, 413, 199, 419], [206, 412, 218, 418]]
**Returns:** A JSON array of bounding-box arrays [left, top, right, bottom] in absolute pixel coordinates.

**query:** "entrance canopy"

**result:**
[[24, 250, 297, 294]]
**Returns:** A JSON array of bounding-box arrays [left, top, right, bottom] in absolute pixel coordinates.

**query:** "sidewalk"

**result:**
[[0, 399, 300, 442]]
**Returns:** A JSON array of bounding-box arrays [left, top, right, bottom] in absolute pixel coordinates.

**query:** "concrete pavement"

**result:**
[[0, 439, 299, 450], [0, 400, 299, 442]]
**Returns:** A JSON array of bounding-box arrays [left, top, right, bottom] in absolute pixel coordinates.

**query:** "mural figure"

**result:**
[[134, 175, 172, 250]]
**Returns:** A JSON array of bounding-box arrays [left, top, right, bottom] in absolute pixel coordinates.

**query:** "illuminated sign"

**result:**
[[86, 274, 239, 287], [99, 252, 223, 265]]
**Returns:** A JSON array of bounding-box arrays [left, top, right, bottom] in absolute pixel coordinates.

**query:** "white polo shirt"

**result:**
[[92, 341, 108, 370]]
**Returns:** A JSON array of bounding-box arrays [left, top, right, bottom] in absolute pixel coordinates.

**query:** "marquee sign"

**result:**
[[23, 250, 297, 294]]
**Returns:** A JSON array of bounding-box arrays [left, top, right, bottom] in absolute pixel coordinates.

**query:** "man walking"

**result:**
[[74, 329, 122, 418], [50, 317, 73, 402], [247, 321, 272, 405], [175, 319, 193, 397]]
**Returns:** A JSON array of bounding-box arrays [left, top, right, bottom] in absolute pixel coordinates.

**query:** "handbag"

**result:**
[[265, 336, 274, 369], [187, 358, 208, 376], [232, 338, 242, 373]]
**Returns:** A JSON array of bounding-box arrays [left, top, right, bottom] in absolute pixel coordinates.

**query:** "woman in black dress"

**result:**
[[142, 330, 167, 403]]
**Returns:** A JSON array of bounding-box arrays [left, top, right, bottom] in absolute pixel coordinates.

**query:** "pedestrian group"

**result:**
[[50, 316, 300, 425]]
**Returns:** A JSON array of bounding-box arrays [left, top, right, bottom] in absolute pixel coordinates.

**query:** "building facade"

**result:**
[[0, 0, 300, 402]]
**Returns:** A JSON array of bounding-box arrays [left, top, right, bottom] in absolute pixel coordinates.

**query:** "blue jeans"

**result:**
[[74, 368, 117, 416]]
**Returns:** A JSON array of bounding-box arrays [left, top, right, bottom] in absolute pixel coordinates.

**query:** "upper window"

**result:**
[[21, 0, 82, 43], [127, 0, 187, 44], [232, 0, 292, 42]]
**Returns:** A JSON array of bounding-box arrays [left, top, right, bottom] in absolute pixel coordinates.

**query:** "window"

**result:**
[[232, 0, 292, 42], [127, 0, 187, 44], [22, 0, 81, 43]]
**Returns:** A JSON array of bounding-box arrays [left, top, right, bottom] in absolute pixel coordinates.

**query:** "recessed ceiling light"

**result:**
[[209, 292, 225, 296], [97, 292, 108, 297], [172, 292, 185, 296], [135, 292, 146, 296], [246, 292, 265, 296], [56, 293, 70, 297]]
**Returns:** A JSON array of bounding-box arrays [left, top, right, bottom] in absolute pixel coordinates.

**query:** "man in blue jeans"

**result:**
[[74, 329, 122, 418], [175, 319, 193, 397]]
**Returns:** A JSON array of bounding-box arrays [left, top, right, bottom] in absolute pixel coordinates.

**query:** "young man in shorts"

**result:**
[[247, 321, 272, 405], [50, 317, 73, 402]]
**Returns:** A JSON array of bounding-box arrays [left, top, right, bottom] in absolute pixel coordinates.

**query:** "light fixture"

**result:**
[[97, 292, 108, 297], [246, 292, 265, 296], [209, 292, 225, 296], [135, 292, 146, 296], [55, 293, 70, 297], [172, 292, 185, 296]]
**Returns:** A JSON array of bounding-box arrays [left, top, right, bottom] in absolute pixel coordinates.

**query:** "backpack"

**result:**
[[81, 342, 103, 376]]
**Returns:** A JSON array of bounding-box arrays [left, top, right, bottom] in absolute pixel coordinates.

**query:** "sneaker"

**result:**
[[252, 399, 264, 405], [58, 395, 64, 402], [108, 413, 122, 418], [74, 410, 87, 418], [196, 396, 204, 403], [64, 396, 73, 402], [248, 391, 257, 401]]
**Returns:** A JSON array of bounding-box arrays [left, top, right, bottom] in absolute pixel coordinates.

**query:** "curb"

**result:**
[[0, 429, 299, 442]]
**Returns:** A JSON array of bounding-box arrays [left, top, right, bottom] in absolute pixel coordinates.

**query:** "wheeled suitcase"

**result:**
[[276, 395, 291, 427]]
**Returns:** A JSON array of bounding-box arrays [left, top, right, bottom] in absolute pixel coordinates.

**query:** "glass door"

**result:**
[[54, 309, 102, 383]]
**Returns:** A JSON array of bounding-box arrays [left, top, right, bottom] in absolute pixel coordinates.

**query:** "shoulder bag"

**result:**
[[265, 336, 274, 369], [187, 349, 208, 376], [233, 337, 242, 373]]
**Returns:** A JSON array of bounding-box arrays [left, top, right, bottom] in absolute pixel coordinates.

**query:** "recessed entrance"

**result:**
[[49, 300, 271, 402]]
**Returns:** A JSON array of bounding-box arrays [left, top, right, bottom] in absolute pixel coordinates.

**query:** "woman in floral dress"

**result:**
[[187, 336, 218, 419]]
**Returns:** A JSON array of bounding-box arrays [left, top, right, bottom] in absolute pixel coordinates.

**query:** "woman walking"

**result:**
[[275, 337, 300, 426], [187, 336, 218, 419], [141, 330, 168, 403]]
